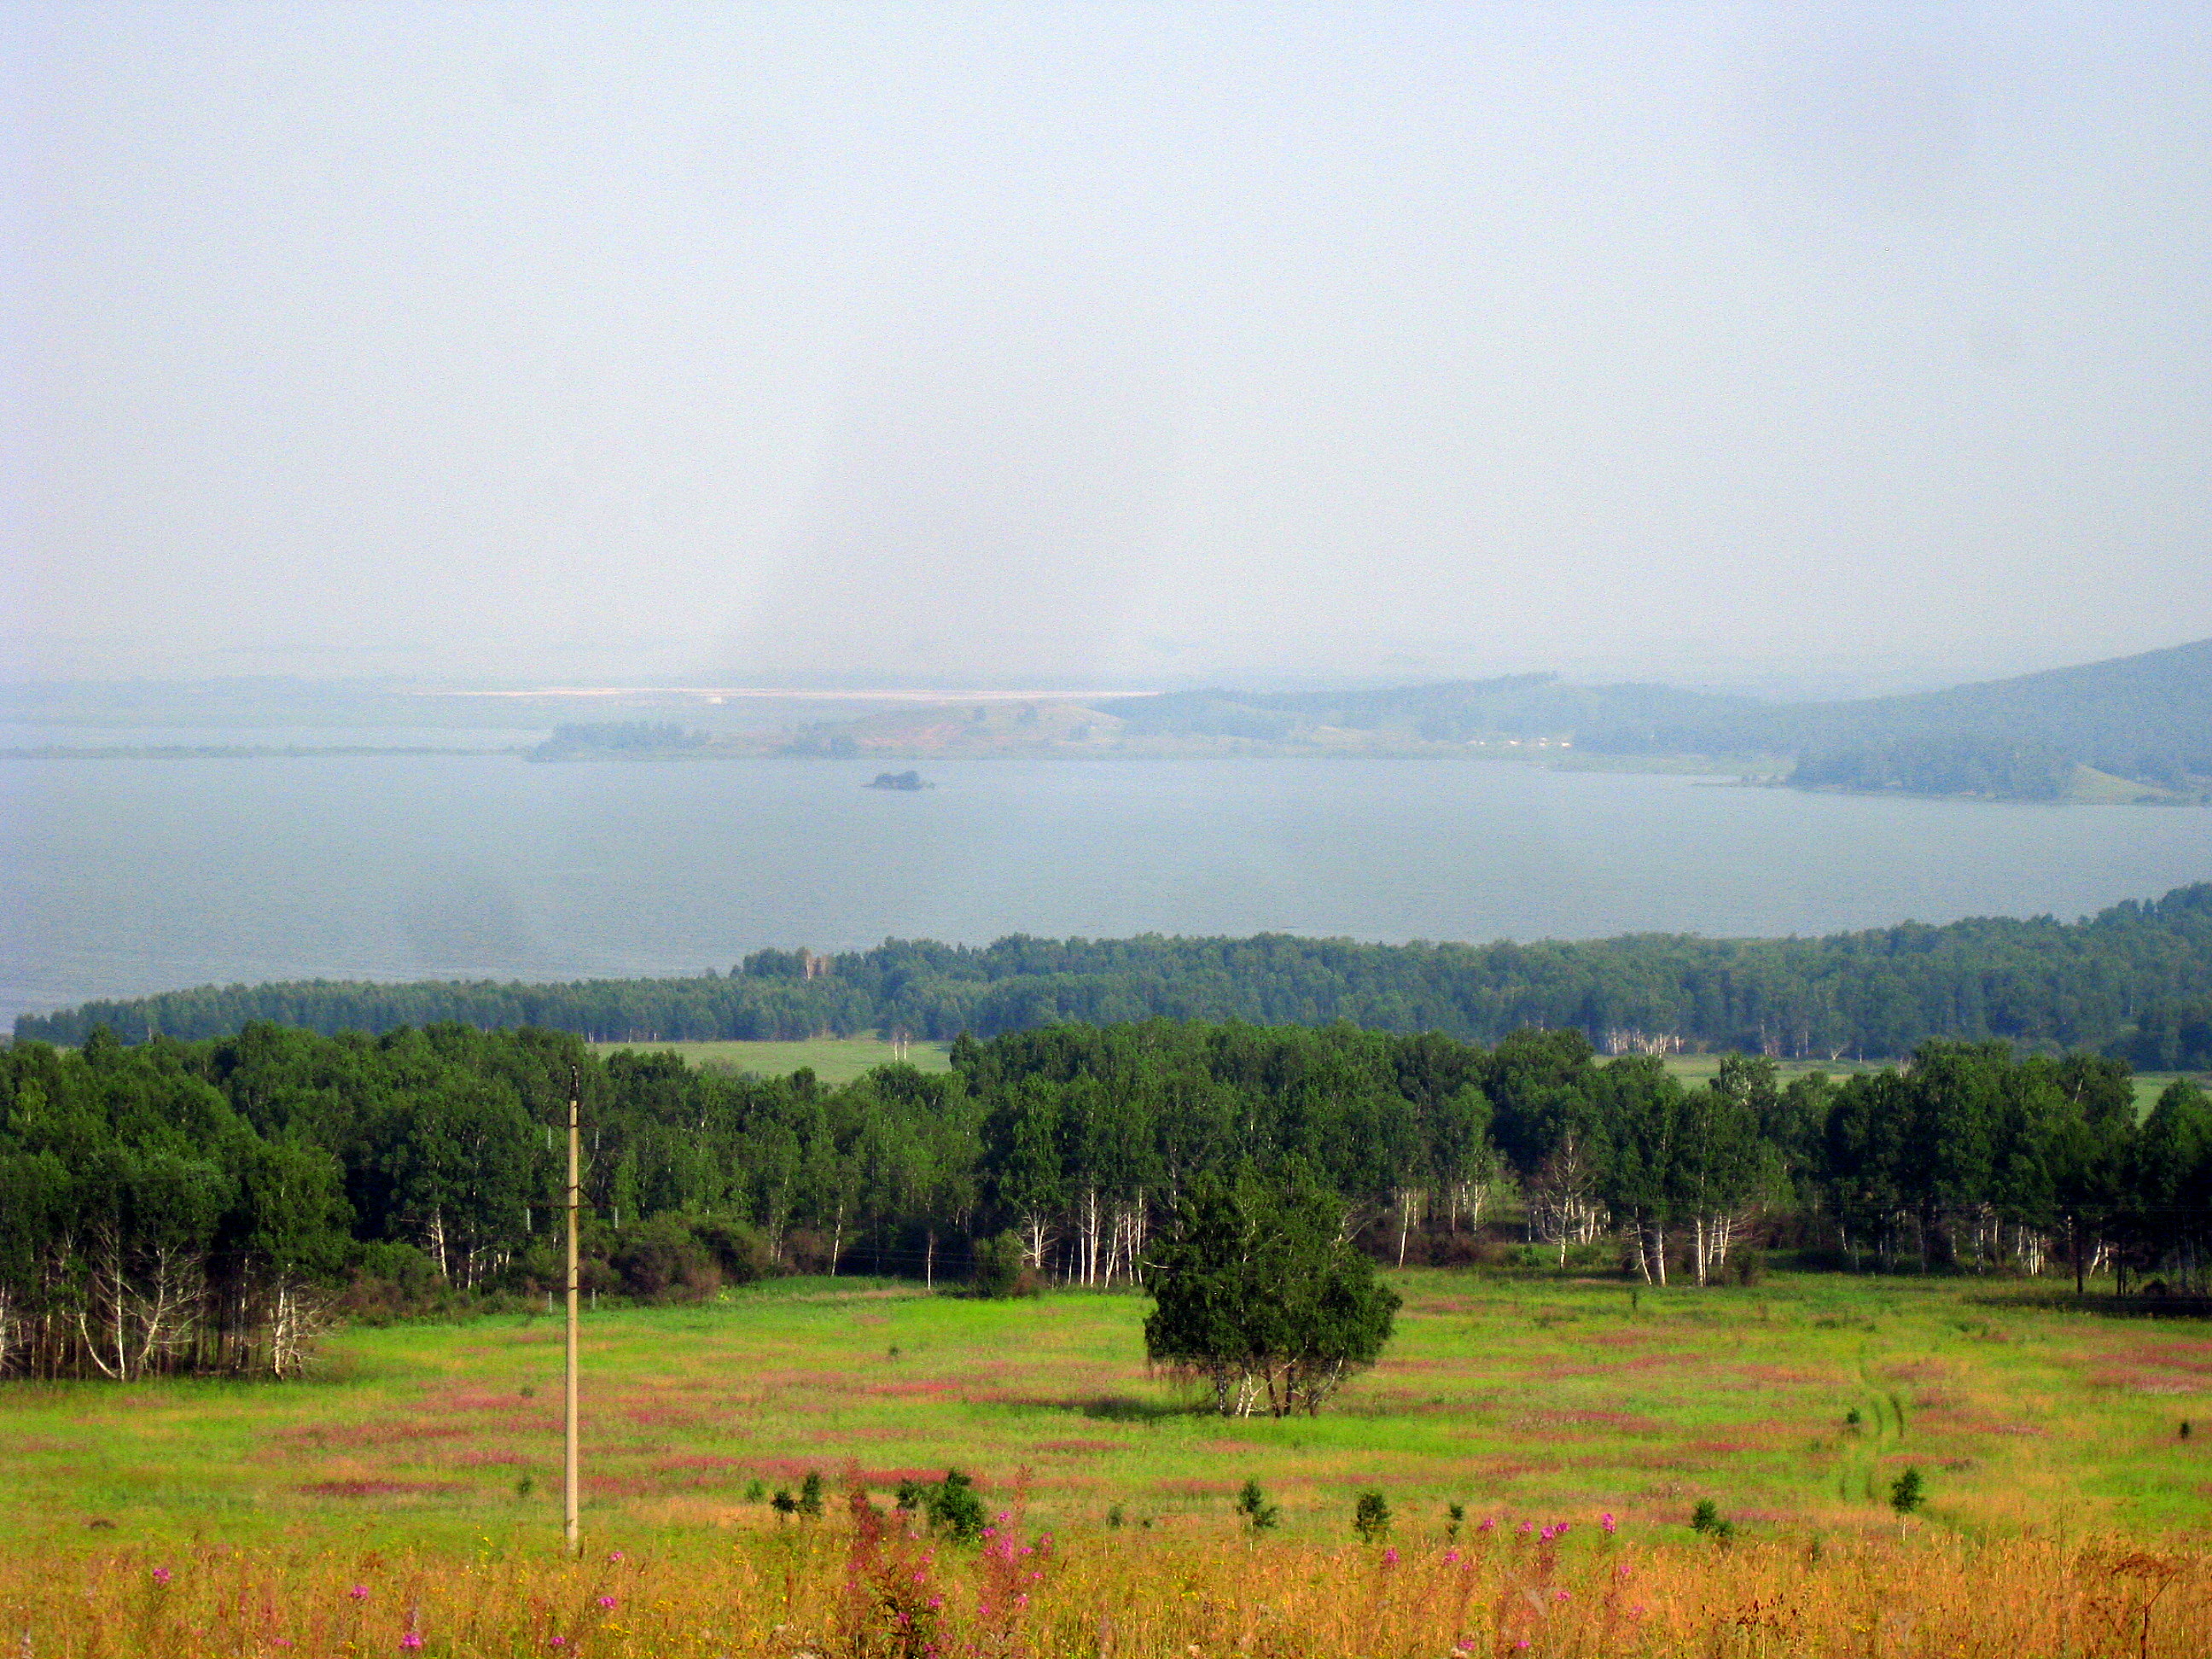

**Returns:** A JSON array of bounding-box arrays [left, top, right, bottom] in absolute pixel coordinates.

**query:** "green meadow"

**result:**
[[589, 1036, 952, 1083], [3, 1270, 2205, 1555], [585, 1040, 2190, 1113]]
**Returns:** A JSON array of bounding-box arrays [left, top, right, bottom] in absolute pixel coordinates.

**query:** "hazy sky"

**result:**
[[7, 3, 2210, 696]]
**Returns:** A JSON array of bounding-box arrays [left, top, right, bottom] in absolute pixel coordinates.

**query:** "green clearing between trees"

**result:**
[[590, 1035, 952, 1085], [3, 1269, 2203, 1555], [597, 1042, 2190, 1115]]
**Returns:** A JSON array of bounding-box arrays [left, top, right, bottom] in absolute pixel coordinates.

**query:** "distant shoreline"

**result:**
[[0, 744, 525, 760], [8, 742, 2202, 806]]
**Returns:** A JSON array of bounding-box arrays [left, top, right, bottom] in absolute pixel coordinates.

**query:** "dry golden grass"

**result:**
[[7, 1491, 2207, 1659]]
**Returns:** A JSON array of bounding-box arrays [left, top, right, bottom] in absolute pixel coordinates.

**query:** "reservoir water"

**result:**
[[3, 751, 2208, 1023]]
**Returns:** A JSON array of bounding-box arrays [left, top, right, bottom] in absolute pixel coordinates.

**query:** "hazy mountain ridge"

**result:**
[[685, 639, 2200, 801], [1048, 640, 2211, 800], [29, 642, 2201, 805]]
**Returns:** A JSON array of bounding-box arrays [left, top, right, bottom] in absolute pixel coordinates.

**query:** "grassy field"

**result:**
[[4, 1269, 2208, 1655], [1655, 1053, 2196, 1116], [1654, 1055, 1878, 1088], [585, 1041, 2193, 1115], [590, 1036, 952, 1082], [4, 1271, 2205, 1553]]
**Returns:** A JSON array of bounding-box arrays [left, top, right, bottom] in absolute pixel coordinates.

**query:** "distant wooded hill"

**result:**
[[16, 883, 2212, 1068], [1097, 637, 2212, 801], [513, 639, 2211, 803]]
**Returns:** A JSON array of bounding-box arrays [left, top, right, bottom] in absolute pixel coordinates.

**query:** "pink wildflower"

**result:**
[[350, 1586, 370, 1601], [1478, 1516, 1496, 1534], [1517, 1521, 1532, 1535], [1515, 1642, 1530, 1652], [1555, 1589, 1570, 1603], [606, 1551, 623, 1563], [1602, 1512, 1617, 1535], [152, 1567, 172, 1586], [399, 1634, 424, 1651], [928, 1596, 943, 1611], [597, 1596, 617, 1610], [1382, 1547, 1399, 1567], [550, 1639, 568, 1649], [1555, 1522, 1570, 1537], [1442, 1549, 1460, 1565]]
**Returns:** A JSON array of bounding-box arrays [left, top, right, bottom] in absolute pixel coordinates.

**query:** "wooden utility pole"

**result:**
[[564, 1068, 581, 1556]]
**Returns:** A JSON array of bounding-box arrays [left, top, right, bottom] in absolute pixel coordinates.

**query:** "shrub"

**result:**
[[799, 1469, 824, 1517], [1235, 1480, 1281, 1532], [1392, 1231, 1499, 1268], [608, 1214, 719, 1301], [1728, 1249, 1767, 1287], [896, 1470, 987, 1543], [1889, 1467, 1926, 1515], [337, 1242, 460, 1321], [779, 1228, 837, 1276], [1691, 1500, 1735, 1542], [577, 1256, 624, 1297], [971, 1233, 1035, 1299], [1353, 1491, 1391, 1543], [690, 1218, 774, 1284]]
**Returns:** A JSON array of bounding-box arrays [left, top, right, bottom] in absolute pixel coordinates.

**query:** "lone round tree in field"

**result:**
[[1144, 1161, 1400, 1417]]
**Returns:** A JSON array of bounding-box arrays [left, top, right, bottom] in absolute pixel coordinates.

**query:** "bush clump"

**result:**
[[897, 1469, 987, 1543], [1235, 1479, 1281, 1532], [1353, 1491, 1392, 1543], [608, 1214, 720, 1301], [970, 1233, 1037, 1299], [1889, 1467, 1926, 1515], [1691, 1500, 1735, 1542]]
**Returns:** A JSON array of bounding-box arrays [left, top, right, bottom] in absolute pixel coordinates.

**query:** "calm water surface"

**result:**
[[3, 754, 2208, 1022]]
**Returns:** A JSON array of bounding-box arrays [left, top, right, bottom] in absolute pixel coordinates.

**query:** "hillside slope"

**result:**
[[1084, 639, 2212, 800]]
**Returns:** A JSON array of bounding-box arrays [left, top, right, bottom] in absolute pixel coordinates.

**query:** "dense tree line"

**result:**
[[1788, 735, 2076, 801], [5, 1016, 2208, 1379], [527, 721, 712, 760], [20, 884, 2212, 1064]]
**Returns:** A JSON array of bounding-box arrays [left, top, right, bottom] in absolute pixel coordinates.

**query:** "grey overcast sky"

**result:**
[[6, 3, 2210, 696]]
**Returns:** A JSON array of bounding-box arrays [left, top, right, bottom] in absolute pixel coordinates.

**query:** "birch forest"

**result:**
[[3, 1016, 2209, 1379]]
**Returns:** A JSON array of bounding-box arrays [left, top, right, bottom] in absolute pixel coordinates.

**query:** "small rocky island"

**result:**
[[866, 770, 931, 791]]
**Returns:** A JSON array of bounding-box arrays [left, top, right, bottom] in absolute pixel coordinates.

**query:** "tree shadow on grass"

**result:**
[[1075, 1394, 1200, 1422], [1969, 1290, 2212, 1322]]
